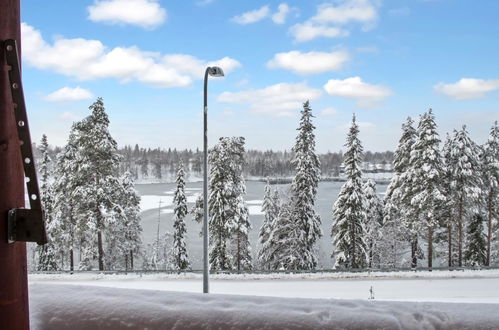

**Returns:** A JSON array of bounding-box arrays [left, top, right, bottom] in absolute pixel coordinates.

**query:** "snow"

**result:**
[[161, 209, 174, 214], [29, 269, 499, 303], [29, 283, 499, 330], [140, 195, 173, 211], [246, 199, 263, 205], [247, 205, 264, 215]]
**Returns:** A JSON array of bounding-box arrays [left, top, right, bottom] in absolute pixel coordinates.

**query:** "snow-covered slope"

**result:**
[[30, 284, 499, 330]]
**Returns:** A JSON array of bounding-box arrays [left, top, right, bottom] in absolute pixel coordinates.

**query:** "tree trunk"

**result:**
[[351, 221, 356, 268], [70, 248, 74, 272], [411, 237, 418, 269], [125, 253, 129, 271], [428, 225, 433, 269], [130, 250, 134, 270], [486, 188, 493, 266], [237, 230, 241, 272], [448, 224, 452, 267], [97, 229, 104, 271]]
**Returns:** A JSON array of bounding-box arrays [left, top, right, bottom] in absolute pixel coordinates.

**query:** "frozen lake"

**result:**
[[135, 180, 388, 269]]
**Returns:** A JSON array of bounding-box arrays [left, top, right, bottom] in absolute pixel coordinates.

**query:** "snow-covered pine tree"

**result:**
[[363, 179, 383, 268], [258, 180, 277, 269], [36, 134, 59, 271], [448, 126, 483, 267], [482, 121, 499, 265], [209, 137, 251, 270], [464, 213, 487, 266], [289, 101, 322, 270], [171, 161, 190, 270], [381, 117, 416, 268], [331, 114, 367, 269], [105, 171, 142, 270], [72, 97, 121, 270], [52, 128, 83, 271], [405, 109, 445, 269], [441, 133, 458, 267]]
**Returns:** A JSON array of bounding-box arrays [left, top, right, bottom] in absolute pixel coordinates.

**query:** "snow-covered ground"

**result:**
[[29, 283, 499, 330], [29, 269, 499, 304]]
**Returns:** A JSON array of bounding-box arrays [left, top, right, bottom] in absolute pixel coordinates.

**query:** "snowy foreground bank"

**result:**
[[30, 284, 499, 330]]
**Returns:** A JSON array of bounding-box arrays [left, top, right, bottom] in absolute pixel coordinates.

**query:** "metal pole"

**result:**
[[203, 67, 210, 293], [0, 0, 30, 328]]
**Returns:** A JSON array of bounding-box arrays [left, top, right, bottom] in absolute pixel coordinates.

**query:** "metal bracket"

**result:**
[[3, 39, 47, 245]]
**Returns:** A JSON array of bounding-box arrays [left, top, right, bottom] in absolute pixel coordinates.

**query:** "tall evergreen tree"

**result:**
[[289, 101, 322, 269], [363, 179, 383, 268], [482, 121, 499, 265], [36, 134, 59, 271], [258, 181, 280, 269], [441, 133, 458, 267], [332, 114, 366, 269], [404, 109, 445, 268], [464, 213, 487, 266], [72, 97, 121, 270], [209, 137, 251, 270], [381, 117, 416, 268], [448, 126, 483, 266], [171, 161, 190, 270]]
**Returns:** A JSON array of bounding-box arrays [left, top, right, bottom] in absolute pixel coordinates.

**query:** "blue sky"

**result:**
[[21, 0, 499, 152]]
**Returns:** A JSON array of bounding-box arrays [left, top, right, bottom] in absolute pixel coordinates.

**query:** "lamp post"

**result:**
[[203, 66, 224, 294]]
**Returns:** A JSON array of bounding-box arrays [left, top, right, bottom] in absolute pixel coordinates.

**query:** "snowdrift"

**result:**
[[30, 284, 499, 330]]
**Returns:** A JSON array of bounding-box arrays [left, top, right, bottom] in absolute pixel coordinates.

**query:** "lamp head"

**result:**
[[207, 66, 224, 77]]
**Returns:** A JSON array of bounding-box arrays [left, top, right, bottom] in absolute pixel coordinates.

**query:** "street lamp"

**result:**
[[203, 66, 224, 294]]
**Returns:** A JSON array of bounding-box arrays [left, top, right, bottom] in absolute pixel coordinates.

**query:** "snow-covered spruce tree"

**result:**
[[404, 109, 445, 269], [464, 213, 487, 266], [52, 128, 84, 271], [171, 161, 190, 270], [36, 134, 59, 271], [258, 180, 279, 269], [190, 193, 204, 237], [448, 126, 483, 267], [104, 171, 142, 270], [209, 137, 251, 271], [381, 117, 416, 268], [331, 114, 367, 269], [289, 100, 322, 270], [482, 121, 499, 265], [72, 98, 121, 270], [264, 190, 308, 270], [441, 133, 459, 267], [363, 179, 383, 268]]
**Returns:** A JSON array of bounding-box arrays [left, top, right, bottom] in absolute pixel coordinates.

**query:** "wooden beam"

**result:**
[[0, 0, 30, 329]]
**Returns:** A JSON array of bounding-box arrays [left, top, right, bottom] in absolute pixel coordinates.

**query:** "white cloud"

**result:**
[[321, 107, 338, 116], [267, 50, 349, 75], [45, 87, 94, 102], [290, 23, 348, 42], [289, 0, 379, 42], [272, 3, 291, 24], [323, 76, 393, 108], [218, 82, 322, 117], [231, 6, 270, 24], [60, 111, 81, 121], [434, 78, 499, 100], [88, 0, 167, 29], [21, 23, 240, 88], [312, 0, 379, 26]]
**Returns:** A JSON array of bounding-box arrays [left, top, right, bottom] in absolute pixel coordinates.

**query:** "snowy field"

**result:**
[[29, 269, 499, 304]]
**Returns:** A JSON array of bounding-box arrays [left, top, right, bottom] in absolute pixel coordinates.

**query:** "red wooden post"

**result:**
[[0, 0, 30, 329]]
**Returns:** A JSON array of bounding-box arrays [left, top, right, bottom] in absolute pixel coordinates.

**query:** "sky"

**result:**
[[20, 0, 499, 152]]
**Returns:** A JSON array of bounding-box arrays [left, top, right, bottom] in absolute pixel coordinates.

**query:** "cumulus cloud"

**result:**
[[88, 0, 167, 29], [323, 76, 392, 108], [272, 3, 291, 24], [231, 6, 270, 24], [45, 87, 94, 102], [21, 23, 240, 88], [434, 78, 499, 100], [267, 50, 349, 75], [218, 82, 322, 117], [290, 0, 379, 42], [289, 23, 348, 42], [321, 107, 338, 116]]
